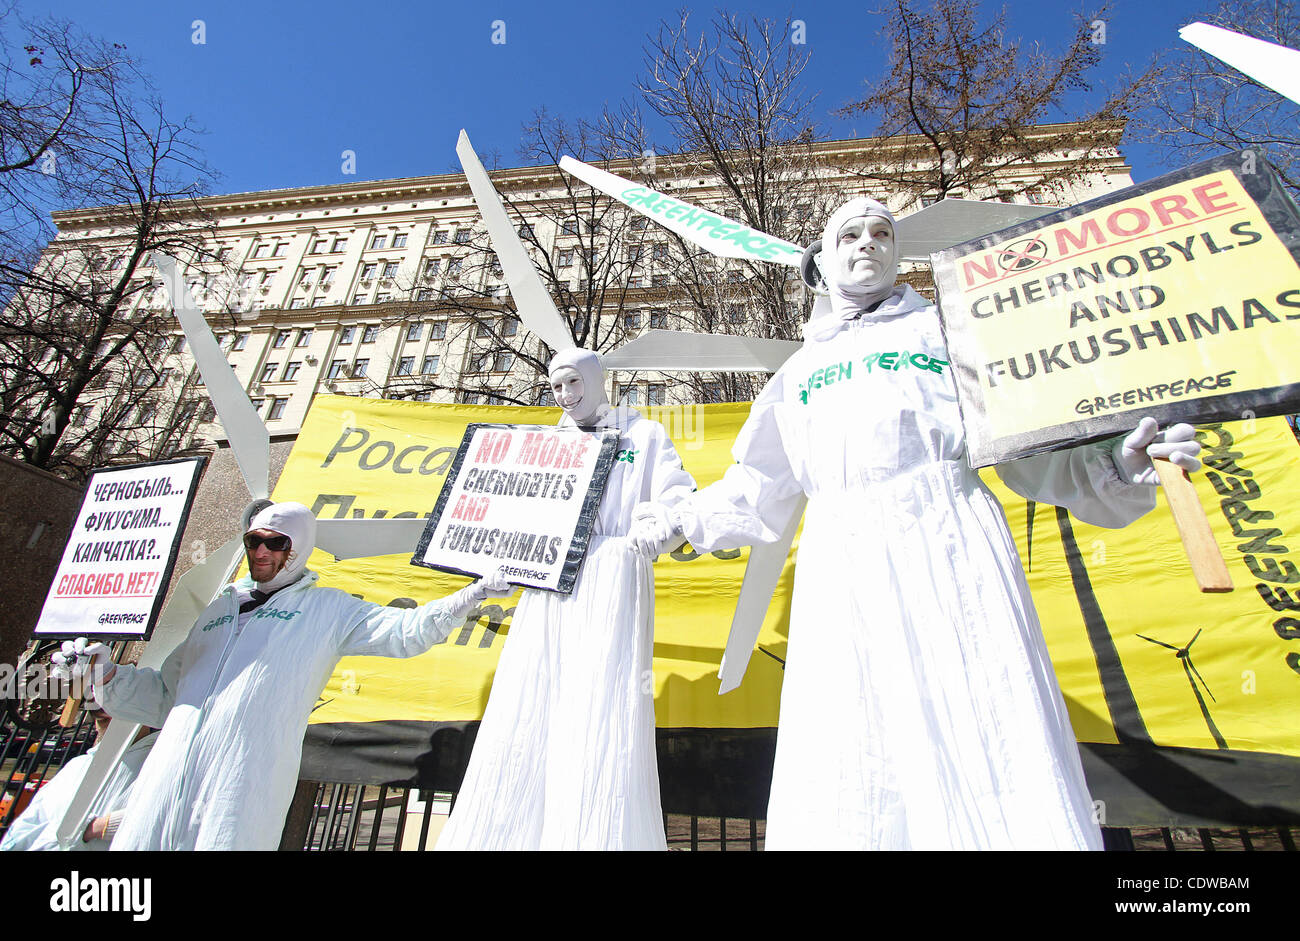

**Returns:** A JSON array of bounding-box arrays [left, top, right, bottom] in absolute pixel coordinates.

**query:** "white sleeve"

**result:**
[[995, 438, 1156, 529], [646, 424, 698, 510], [94, 639, 185, 729], [337, 592, 470, 658], [672, 376, 805, 552]]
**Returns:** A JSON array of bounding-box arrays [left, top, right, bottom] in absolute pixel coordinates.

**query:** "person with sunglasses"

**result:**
[[54, 501, 511, 851]]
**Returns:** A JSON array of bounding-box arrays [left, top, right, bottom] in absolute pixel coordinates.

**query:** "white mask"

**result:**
[[547, 348, 609, 426], [817, 196, 900, 320]]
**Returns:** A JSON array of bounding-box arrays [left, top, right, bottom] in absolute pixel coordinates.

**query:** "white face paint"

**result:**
[[835, 213, 895, 292], [550, 366, 587, 416]]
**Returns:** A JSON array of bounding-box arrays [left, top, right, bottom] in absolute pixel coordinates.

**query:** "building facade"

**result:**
[[40, 125, 1133, 454]]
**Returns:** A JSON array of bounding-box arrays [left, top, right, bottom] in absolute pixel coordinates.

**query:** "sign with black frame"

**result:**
[[932, 149, 1300, 467], [33, 456, 206, 641], [412, 424, 619, 593]]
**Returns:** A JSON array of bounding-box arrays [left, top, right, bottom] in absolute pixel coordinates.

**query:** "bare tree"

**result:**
[[0, 10, 217, 480], [838, 0, 1150, 204], [1136, 0, 1299, 199]]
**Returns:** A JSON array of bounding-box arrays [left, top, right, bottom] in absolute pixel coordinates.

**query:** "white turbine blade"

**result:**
[[57, 534, 244, 846], [897, 199, 1054, 260], [559, 155, 805, 267], [153, 253, 269, 500], [717, 495, 805, 694], [315, 517, 429, 560], [1180, 21, 1300, 105], [603, 330, 801, 373], [456, 131, 575, 354]]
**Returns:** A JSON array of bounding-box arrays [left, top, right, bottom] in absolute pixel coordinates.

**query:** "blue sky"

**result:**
[[32, 0, 1215, 199]]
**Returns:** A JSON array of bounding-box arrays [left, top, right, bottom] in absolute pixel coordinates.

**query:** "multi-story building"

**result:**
[[37, 124, 1133, 456]]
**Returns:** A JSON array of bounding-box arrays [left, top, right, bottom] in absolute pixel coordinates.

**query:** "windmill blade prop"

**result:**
[[151, 254, 269, 502], [559, 156, 804, 266], [457, 130, 576, 355], [1180, 21, 1300, 106], [602, 330, 801, 373], [56, 534, 245, 846], [314, 517, 430, 560], [895, 200, 1053, 261]]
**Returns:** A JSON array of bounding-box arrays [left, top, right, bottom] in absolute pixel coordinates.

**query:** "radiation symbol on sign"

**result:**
[[997, 237, 1049, 273]]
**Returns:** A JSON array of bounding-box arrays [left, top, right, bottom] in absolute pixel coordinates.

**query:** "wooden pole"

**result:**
[[1153, 456, 1233, 593]]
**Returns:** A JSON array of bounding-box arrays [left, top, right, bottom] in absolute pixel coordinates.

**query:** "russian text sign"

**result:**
[[34, 457, 205, 640], [412, 424, 618, 592], [933, 150, 1300, 467]]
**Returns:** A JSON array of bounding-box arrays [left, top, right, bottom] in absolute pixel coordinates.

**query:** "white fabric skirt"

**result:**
[[436, 535, 666, 850], [764, 461, 1102, 850]]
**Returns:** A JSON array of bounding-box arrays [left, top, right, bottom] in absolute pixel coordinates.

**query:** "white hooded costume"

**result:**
[[95, 502, 494, 851], [666, 198, 1159, 850], [436, 349, 697, 850]]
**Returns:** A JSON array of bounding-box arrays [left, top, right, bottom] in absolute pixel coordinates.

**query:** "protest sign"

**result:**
[[412, 424, 619, 592], [33, 456, 205, 641], [933, 149, 1300, 468]]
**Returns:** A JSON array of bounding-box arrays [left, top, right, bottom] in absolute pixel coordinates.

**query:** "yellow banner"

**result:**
[[275, 395, 1300, 759]]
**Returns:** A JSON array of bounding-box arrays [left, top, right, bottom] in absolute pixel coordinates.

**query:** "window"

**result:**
[[624, 310, 641, 330], [261, 363, 278, 383], [290, 298, 307, 309], [298, 269, 313, 286], [283, 361, 301, 381], [518, 224, 534, 239], [423, 258, 440, 279], [726, 304, 745, 323], [361, 325, 378, 343], [652, 243, 669, 262], [413, 392, 432, 401], [392, 233, 407, 249], [421, 354, 439, 374], [558, 249, 575, 267], [652, 274, 669, 287], [352, 358, 369, 377], [630, 216, 648, 231], [338, 326, 355, 344], [268, 397, 288, 420], [370, 234, 388, 250], [200, 402, 216, 423], [332, 237, 348, 253], [216, 248, 231, 262], [586, 219, 601, 235], [311, 297, 329, 307], [352, 293, 368, 306], [648, 384, 666, 405], [560, 219, 579, 236], [453, 228, 471, 244], [252, 244, 271, 259], [259, 270, 273, 285], [326, 359, 346, 379], [360, 263, 377, 280], [502, 317, 519, 337], [396, 356, 414, 376], [627, 275, 643, 288], [171, 335, 186, 353], [238, 273, 255, 288], [375, 292, 391, 304], [702, 382, 724, 403], [446, 258, 462, 275], [727, 269, 743, 283], [382, 262, 399, 279], [650, 309, 667, 328], [624, 386, 641, 406], [232, 334, 248, 351], [310, 239, 327, 254], [273, 242, 288, 257], [250, 397, 265, 413], [493, 351, 514, 372], [476, 321, 493, 338], [405, 323, 422, 342], [429, 321, 446, 340], [273, 330, 290, 348], [432, 228, 449, 244], [296, 328, 313, 346], [539, 390, 555, 407], [320, 267, 337, 286], [416, 289, 434, 301], [625, 245, 643, 263]]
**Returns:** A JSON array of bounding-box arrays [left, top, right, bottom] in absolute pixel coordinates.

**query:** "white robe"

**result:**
[[437, 408, 696, 850], [674, 286, 1155, 850], [97, 571, 475, 850], [0, 731, 159, 852]]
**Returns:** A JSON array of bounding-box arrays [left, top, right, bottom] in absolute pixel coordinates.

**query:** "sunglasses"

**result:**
[[243, 533, 292, 552]]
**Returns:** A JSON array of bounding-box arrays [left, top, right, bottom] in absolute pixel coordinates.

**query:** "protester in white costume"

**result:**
[[630, 197, 1202, 850], [437, 349, 697, 850], [0, 711, 158, 852], [53, 501, 510, 851]]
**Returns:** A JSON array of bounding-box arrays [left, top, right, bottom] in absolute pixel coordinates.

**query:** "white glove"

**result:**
[[50, 638, 112, 694], [446, 565, 514, 617], [629, 502, 681, 559], [1111, 418, 1202, 485]]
